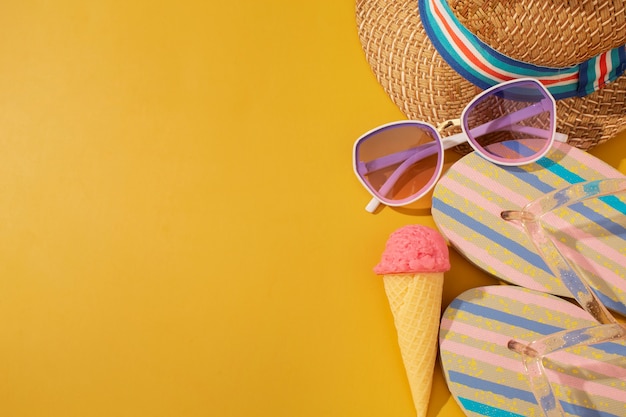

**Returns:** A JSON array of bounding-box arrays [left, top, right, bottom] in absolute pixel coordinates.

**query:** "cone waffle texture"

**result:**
[[383, 272, 443, 417]]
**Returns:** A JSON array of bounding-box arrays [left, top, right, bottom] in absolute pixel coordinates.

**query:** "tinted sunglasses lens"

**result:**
[[464, 80, 554, 163], [355, 123, 441, 204]]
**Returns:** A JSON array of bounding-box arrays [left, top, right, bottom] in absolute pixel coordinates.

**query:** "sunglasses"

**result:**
[[353, 78, 568, 213]]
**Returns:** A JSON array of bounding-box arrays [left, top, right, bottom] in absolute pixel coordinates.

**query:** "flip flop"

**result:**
[[431, 141, 626, 315], [439, 285, 626, 417]]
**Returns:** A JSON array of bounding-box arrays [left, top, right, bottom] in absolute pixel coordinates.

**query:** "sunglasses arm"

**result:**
[[465, 99, 567, 143], [365, 197, 381, 213], [360, 132, 468, 175]]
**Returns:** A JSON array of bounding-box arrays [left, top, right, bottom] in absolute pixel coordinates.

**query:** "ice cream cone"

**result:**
[[374, 225, 450, 417]]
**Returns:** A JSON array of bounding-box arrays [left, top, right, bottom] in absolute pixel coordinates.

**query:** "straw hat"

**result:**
[[356, 0, 626, 151]]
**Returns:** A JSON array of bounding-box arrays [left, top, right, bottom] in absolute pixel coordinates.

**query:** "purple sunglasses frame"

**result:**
[[353, 78, 568, 213]]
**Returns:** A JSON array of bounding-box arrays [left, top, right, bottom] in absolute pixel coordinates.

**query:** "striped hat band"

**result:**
[[420, 0, 626, 99]]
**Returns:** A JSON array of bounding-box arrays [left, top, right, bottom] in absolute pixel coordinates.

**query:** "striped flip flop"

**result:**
[[439, 285, 626, 417], [431, 141, 626, 315]]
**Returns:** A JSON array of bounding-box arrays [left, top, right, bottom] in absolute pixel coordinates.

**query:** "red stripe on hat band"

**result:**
[[598, 52, 608, 89], [539, 74, 579, 86], [431, 1, 510, 82]]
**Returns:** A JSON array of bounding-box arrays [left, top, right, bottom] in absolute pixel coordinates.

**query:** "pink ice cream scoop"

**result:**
[[374, 224, 450, 274]]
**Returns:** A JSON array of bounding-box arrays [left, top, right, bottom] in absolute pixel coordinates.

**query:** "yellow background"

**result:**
[[1, 2, 624, 416]]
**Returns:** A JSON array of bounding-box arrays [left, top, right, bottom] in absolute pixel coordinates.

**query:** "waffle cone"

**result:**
[[383, 272, 444, 417]]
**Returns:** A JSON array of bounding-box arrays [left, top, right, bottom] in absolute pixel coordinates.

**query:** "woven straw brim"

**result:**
[[356, 0, 626, 151], [448, 0, 626, 67]]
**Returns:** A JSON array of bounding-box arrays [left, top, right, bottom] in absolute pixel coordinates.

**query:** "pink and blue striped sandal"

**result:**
[[440, 285, 626, 417], [432, 141, 626, 315], [438, 175, 626, 416]]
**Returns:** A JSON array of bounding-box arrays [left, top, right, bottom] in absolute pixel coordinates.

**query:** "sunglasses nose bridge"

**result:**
[[436, 118, 461, 133]]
